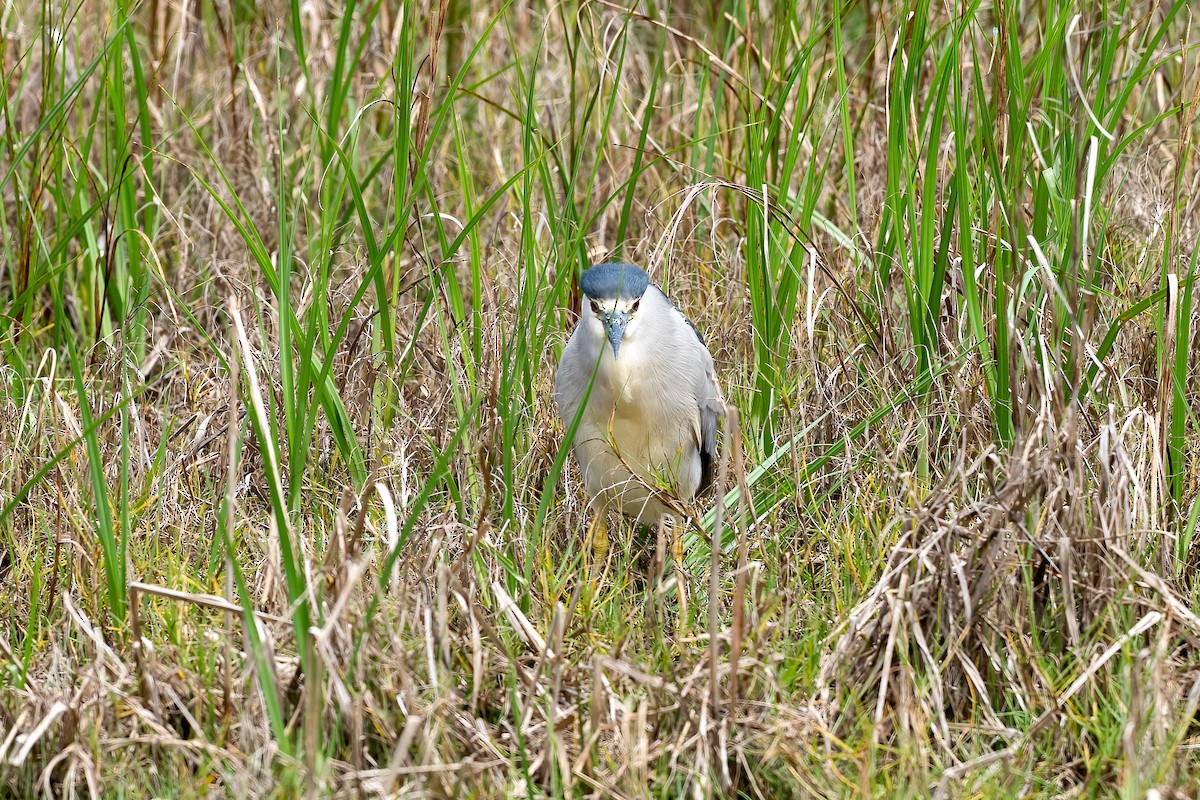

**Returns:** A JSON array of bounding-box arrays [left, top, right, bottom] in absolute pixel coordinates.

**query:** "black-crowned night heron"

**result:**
[[555, 262, 724, 580]]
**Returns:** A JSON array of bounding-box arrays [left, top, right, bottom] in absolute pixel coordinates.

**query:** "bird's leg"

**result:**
[[663, 514, 688, 632], [593, 514, 610, 561], [586, 511, 610, 578], [650, 523, 669, 627]]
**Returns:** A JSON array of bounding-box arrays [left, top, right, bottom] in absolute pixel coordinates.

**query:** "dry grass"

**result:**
[[1, 0, 1199, 797]]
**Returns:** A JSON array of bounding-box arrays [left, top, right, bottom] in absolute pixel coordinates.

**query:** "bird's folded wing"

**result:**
[[695, 369, 725, 496]]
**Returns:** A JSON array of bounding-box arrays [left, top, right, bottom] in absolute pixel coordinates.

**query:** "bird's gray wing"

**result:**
[[696, 375, 723, 496], [683, 309, 723, 496], [554, 333, 591, 435], [657, 285, 724, 495]]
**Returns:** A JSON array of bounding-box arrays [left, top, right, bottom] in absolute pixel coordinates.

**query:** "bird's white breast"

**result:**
[[561, 290, 704, 520]]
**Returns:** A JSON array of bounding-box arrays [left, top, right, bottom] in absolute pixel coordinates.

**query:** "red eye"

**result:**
[[589, 300, 600, 314], [631, 299, 640, 312]]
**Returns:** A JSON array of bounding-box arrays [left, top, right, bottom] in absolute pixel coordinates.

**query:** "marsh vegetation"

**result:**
[[1, 0, 1199, 796]]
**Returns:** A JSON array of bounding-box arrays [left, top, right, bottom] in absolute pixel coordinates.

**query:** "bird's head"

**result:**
[[580, 262, 650, 360]]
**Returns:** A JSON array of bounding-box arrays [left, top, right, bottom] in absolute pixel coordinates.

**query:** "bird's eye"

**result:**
[[631, 299, 640, 313], [589, 300, 601, 314]]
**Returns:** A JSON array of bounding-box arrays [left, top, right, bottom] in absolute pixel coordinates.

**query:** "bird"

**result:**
[[554, 261, 724, 581]]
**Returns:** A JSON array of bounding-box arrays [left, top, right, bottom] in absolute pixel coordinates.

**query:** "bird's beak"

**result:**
[[603, 312, 630, 359]]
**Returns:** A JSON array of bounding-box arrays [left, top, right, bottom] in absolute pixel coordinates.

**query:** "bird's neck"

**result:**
[[592, 337, 654, 407]]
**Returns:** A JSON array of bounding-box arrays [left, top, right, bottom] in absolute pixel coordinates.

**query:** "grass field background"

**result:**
[[1, 0, 1199, 796]]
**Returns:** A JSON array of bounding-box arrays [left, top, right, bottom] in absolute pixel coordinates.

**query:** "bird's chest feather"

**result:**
[[588, 347, 694, 460]]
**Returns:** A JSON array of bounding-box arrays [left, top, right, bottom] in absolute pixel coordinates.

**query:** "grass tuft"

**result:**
[[1, 0, 1199, 796]]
